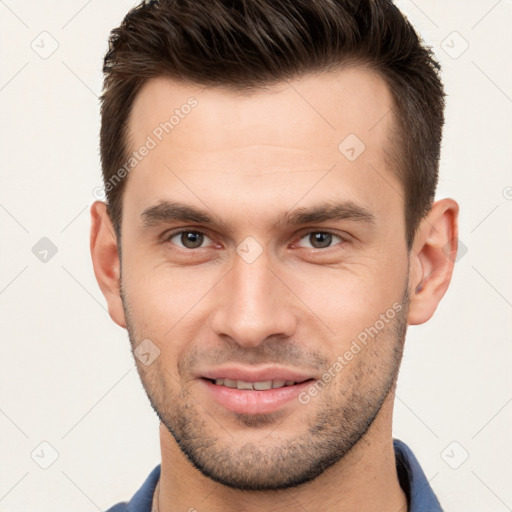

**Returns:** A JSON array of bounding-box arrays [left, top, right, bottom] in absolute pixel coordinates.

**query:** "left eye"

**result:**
[[167, 230, 212, 249], [297, 232, 344, 249]]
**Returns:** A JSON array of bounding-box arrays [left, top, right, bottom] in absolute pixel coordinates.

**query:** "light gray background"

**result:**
[[1, 1, 511, 511]]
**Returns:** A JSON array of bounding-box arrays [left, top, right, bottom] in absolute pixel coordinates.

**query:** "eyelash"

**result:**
[[162, 228, 347, 251]]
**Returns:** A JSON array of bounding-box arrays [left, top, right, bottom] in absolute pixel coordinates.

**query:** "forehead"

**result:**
[[128, 67, 394, 155], [123, 67, 401, 231]]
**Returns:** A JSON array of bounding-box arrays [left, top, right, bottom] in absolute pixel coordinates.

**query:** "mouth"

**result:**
[[203, 377, 312, 390], [199, 376, 316, 415]]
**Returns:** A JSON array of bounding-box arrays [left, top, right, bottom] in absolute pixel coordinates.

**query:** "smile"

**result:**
[[208, 378, 301, 390], [200, 377, 315, 415]]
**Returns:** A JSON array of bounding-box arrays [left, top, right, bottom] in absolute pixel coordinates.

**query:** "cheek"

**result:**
[[287, 260, 406, 343], [121, 251, 220, 340]]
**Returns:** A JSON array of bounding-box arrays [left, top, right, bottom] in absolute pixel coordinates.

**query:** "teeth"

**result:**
[[212, 379, 297, 390], [237, 380, 253, 390], [253, 381, 273, 390]]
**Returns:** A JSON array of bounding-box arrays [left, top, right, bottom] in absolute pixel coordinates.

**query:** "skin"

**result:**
[[90, 67, 459, 512]]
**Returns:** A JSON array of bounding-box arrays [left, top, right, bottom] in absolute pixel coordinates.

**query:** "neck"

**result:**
[[154, 394, 407, 512]]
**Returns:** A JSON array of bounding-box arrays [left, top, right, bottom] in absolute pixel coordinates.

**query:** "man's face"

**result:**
[[119, 68, 411, 490]]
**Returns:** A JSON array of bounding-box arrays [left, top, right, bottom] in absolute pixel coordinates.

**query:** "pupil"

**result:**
[[311, 232, 331, 248], [182, 232, 203, 248]]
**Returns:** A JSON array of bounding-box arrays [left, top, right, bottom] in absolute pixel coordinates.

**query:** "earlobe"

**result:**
[[407, 198, 459, 325], [90, 201, 126, 328]]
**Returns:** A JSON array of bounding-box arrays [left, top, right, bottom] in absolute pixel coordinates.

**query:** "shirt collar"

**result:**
[[394, 438, 444, 511]]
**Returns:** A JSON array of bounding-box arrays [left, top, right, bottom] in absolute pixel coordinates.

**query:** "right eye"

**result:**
[[165, 230, 214, 250]]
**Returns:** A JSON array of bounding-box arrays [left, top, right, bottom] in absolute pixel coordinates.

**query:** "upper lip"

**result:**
[[199, 366, 315, 383]]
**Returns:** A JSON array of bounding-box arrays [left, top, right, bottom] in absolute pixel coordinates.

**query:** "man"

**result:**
[[90, 0, 459, 510]]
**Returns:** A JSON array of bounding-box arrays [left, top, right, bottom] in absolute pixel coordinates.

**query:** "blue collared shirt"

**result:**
[[105, 438, 443, 511]]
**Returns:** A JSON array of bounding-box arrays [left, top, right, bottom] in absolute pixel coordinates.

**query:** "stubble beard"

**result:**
[[121, 281, 410, 491]]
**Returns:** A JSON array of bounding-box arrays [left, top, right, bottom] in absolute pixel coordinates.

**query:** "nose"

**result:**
[[211, 249, 298, 348]]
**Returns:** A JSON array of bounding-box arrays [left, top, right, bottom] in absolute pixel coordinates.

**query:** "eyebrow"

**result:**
[[140, 200, 376, 230], [280, 201, 375, 226], [141, 201, 230, 230]]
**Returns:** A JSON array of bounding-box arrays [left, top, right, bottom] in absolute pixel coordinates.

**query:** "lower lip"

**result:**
[[199, 378, 313, 415]]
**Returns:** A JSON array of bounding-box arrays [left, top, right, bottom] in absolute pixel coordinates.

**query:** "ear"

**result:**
[[90, 201, 126, 328], [407, 198, 460, 325]]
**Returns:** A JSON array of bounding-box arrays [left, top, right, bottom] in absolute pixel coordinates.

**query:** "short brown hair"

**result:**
[[100, 0, 445, 250]]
